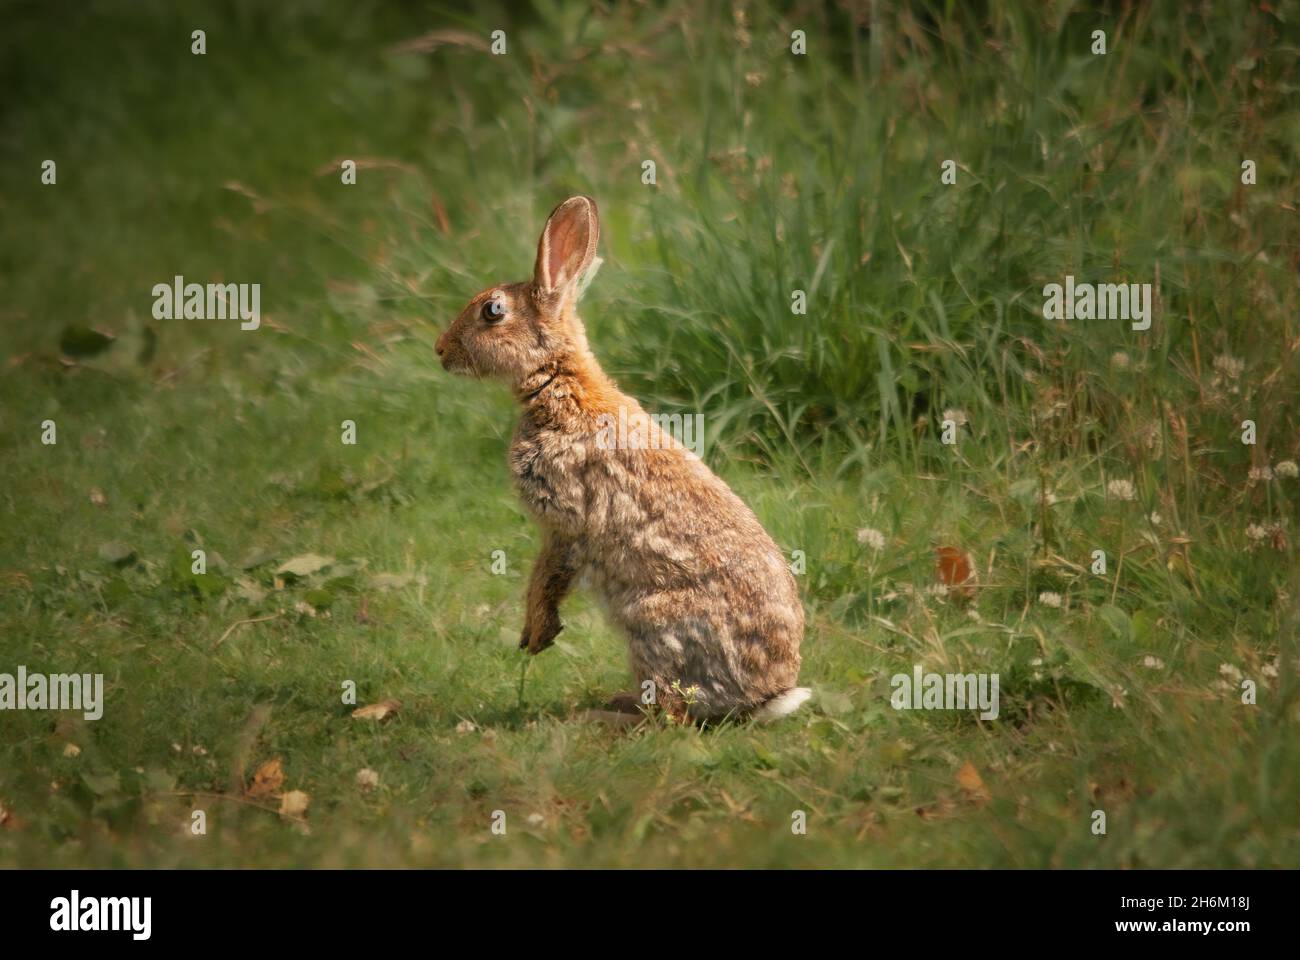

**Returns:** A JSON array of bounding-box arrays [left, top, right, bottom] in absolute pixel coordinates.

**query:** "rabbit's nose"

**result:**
[[435, 332, 447, 357]]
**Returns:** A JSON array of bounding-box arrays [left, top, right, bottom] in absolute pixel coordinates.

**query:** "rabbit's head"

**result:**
[[436, 196, 601, 391]]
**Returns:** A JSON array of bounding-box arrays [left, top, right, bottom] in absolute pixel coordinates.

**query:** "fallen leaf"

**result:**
[[98, 541, 136, 566], [352, 699, 401, 721], [278, 790, 310, 818], [935, 546, 977, 599], [955, 761, 990, 804], [275, 553, 334, 578], [0, 800, 23, 831], [247, 757, 285, 798]]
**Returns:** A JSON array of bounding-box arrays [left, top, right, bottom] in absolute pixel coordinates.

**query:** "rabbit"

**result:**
[[435, 196, 809, 722]]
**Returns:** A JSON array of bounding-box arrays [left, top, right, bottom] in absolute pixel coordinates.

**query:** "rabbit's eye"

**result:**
[[481, 297, 507, 323]]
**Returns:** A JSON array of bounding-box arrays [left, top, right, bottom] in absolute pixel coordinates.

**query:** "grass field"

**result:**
[[1, 0, 1298, 868]]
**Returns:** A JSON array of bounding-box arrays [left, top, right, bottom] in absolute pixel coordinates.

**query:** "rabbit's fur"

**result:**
[[436, 196, 807, 721]]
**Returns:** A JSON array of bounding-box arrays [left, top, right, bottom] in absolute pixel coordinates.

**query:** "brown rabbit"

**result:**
[[436, 196, 808, 721]]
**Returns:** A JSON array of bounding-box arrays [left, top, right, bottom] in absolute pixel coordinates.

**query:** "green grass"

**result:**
[[0, 0, 1297, 867]]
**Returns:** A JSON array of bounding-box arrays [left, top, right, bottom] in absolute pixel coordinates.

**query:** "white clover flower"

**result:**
[[1107, 478, 1137, 501], [1037, 591, 1063, 608], [1248, 465, 1274, 482], [1040, 491, 1058, 506], [1275, 460, 1298, 478], [355, 768, 380, 790], [1110, 351, 1130, 370], [1141, 655, 1165, 669], [1246, 523, 1268, 541], [965, 608, 982, 622], [1148, 511, 1162, 526], [1218, 663, 1243, 682], [1212, 354, 1245, 379], [856, 527, 886, 550], [942, 408, 968, 426]]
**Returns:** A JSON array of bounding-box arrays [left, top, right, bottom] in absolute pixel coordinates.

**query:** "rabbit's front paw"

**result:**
[[519, 614, 563, 655]]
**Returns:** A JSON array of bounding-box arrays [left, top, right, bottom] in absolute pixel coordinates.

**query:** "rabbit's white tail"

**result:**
[[753, 687, 812, 722]]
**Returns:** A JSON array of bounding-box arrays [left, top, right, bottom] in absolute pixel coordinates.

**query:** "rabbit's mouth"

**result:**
[[437, 350, 479, 377]]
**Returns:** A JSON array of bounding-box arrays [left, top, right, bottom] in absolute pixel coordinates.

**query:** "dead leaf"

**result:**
[[278, 790, 310, 818], [955, 761, 990, 804], [935, 546, 977, 599], [97, 541, 136, 566], [276, 553, 334, 578], [247, 757, 285, 798], [352, 699, 401, 721], [0, 800, 23, 831]]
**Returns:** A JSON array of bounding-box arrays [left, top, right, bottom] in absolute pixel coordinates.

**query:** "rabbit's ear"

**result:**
[[534, 196, 599, 300]]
